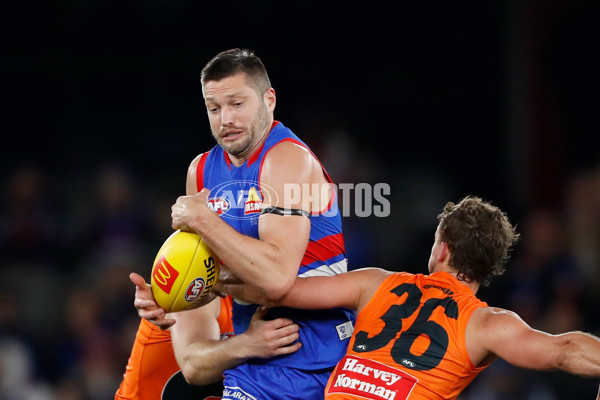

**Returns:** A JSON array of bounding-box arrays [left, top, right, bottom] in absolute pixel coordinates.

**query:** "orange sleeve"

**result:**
[[115, 319, 181, 400], [217, 296, 234, 338]]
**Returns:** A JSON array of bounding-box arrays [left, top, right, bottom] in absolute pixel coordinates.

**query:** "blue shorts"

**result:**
[[222, 363, 333, 400]]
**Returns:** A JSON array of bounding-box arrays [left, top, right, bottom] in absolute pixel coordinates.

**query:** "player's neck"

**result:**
[[435, 265, 480, 295]]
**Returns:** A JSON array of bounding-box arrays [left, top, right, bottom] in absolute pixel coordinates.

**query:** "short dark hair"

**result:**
[[200, 48, 272, 95], [437, 196, 519, 286]]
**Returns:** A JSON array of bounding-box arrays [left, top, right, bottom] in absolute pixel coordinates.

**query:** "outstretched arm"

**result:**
[[219, 267, 392, 313], [469, 307, 600, 377]]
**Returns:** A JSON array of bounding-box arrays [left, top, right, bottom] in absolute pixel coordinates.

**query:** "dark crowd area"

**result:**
[[2, 1, 600, 399]]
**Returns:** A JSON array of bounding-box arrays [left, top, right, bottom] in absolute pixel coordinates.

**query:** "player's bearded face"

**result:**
[[216, 98, 271, 157]]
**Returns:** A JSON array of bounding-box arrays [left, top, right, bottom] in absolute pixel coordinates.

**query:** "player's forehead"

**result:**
[[203, 73, 255, 101]]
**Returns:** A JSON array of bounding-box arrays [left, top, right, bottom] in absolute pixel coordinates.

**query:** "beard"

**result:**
[[214, 102, 272, 157]]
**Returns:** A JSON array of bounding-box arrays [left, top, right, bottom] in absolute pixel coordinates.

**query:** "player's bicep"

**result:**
[[481, 309, 561, 370], [258, 211, 311, 269], [169, 297, 222, 357]]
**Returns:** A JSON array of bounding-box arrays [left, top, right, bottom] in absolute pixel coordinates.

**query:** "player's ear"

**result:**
[[438, 242, 450, 263], [264, 88, 276, 112]]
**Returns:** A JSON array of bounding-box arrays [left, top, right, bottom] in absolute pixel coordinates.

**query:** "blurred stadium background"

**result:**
[[2, 1, 599, 398]]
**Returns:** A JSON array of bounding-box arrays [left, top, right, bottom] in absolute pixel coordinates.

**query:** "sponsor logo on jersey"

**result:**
[[207, 180, 277, 221], [185, 277, 206, 302], [222, 386, 257, 400], [244, 186, 263, 215], [327, 355, 418, 400], [336, 320, 354, 340], [423, 284, 454, 296], [208, 197, 231, 215], [153, 255, 179, 294]]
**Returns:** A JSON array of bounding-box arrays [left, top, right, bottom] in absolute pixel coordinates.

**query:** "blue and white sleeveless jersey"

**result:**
[[196, 121, 355, 371]]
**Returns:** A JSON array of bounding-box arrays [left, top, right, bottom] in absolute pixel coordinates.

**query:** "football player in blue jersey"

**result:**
[[135, 48, 355, 399]]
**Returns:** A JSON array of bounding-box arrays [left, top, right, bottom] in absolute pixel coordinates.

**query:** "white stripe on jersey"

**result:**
[[298, 258, 348, 278]]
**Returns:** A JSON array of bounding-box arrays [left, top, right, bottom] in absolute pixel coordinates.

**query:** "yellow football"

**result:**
[[150, 230, 220, 312]]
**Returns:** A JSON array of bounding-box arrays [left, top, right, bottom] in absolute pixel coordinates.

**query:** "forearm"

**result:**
[[217, 274, 339, 309], [189, 211, 300, 300], [215, 277, 273, 307], [556, 332, 600, 377], [178, 334, 259, 385]]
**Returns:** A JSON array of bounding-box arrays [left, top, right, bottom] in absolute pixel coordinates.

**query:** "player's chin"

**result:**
[[219, 136, 248, 155]]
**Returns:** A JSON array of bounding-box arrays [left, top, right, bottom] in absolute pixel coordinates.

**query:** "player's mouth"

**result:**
[[222, 129, 244, 142]]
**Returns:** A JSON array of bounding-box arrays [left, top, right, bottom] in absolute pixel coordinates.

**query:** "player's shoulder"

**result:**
[[262, 140, 322, 185], [186, 151, 213, 194], [266, 139, 315, 164], [347, 267, 394, 287], [188, 150, 215, 175], [470, 306, 522, 332]]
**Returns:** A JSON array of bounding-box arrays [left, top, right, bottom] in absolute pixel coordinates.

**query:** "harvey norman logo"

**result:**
[[327, 355, 418, 400]]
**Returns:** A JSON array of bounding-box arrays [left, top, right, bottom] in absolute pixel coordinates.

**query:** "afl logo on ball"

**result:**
[[185, 277, 206, 302]]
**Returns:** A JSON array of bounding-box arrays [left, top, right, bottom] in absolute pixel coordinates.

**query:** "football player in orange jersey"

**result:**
[[115, 295, 233, 400], [220, 195, 600, 400], [117, 279, 301, 400]]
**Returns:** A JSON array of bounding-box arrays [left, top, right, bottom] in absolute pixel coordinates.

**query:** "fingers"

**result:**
[[130, 272, 173, 329], [133, 296, 157, 310], [274, 340, 302, 355], [260, 314, 301, 350], [171, 195, 189, 230], [133, 295, 176, 330], [250, 306, 300, 340], [129, 272, 147, 288], [155, 317, 177, 330], [269, 323, 302, 356], [198, 187, 210, 200], [171, 190, 211, 230], [244, 309, 302, 358]]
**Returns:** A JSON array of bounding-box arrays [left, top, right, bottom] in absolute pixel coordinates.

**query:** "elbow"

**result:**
[[179, 362, 202, 386], [260, 276, 295, 305], [554, 332, 589, 373], [179, 358, 218, 386], [180, 366, 215, 387], [554, 336, 574, 370], [181, 370, 201, 386]]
